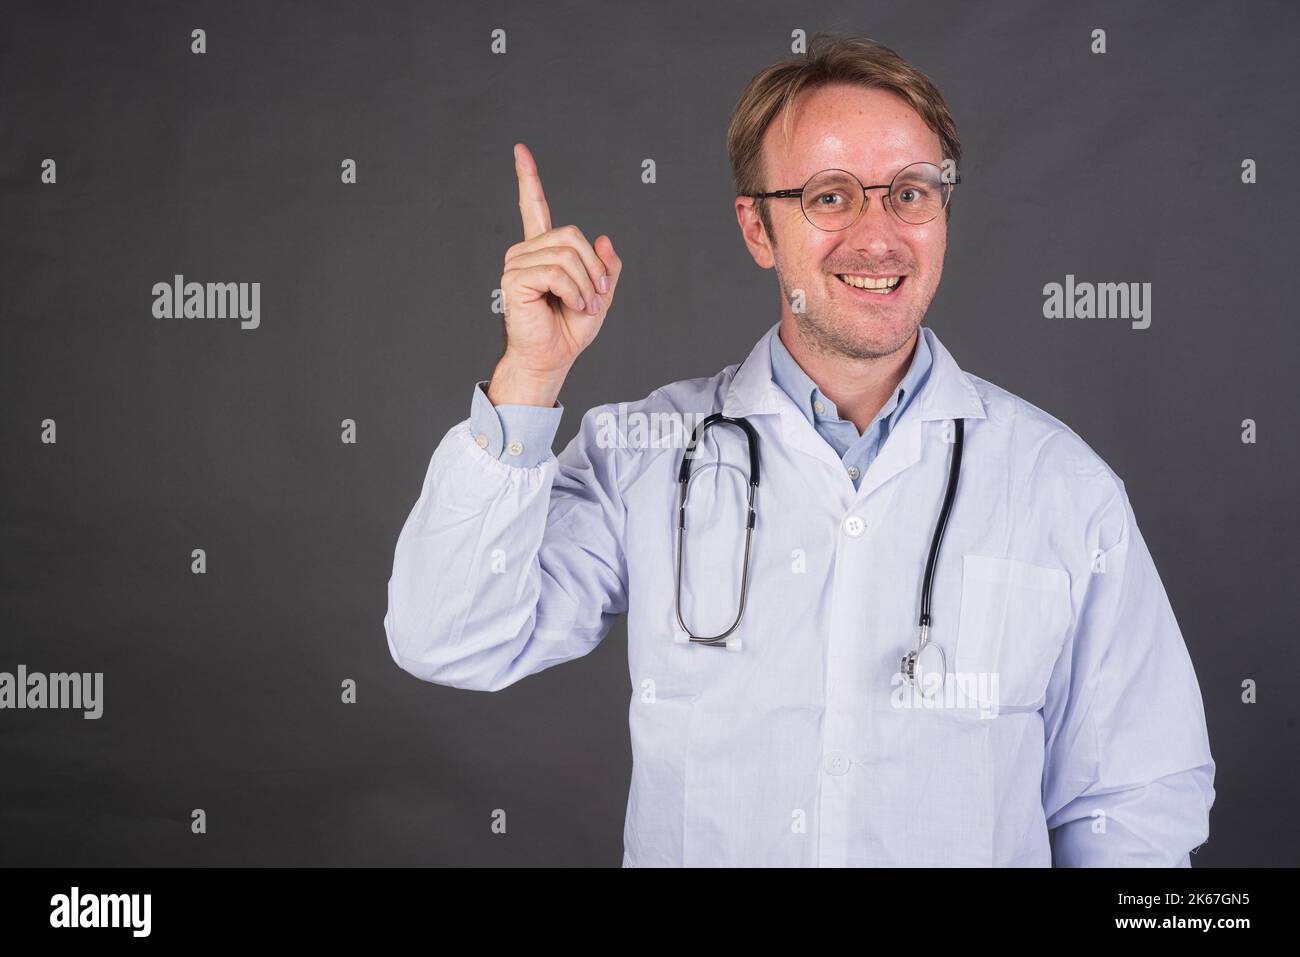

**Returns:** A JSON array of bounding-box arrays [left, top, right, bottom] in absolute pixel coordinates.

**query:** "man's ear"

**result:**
[[735, 197, 776, 269]]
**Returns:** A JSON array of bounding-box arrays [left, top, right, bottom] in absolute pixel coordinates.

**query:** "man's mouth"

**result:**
[[835, 273, 906, 295]]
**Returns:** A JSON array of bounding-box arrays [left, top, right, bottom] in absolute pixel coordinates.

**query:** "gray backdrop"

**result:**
[[1, 0, 1296, 866]]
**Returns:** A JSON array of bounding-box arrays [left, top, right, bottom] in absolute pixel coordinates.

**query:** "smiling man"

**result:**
[[736, 80, 952, 431], [384, 34, 1215, 867]]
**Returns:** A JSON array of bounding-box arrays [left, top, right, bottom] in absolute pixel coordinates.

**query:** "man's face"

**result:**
[[736, 84, 949, 360]]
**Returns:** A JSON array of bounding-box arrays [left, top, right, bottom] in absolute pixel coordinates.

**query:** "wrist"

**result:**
[[487, 358, 570, 408]]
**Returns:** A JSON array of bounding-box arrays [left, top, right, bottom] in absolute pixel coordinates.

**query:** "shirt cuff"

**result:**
[[469, 379, 564, 468]]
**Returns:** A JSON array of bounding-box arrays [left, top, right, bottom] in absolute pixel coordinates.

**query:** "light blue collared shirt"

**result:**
[[469, 328, 932, 478], [768, 328, 932, 491]]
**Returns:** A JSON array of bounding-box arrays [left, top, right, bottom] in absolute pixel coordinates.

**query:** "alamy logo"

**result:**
[[152, 274, 260, 329], [1042, 273, 1151, 329], [594, 404, 710, 449], [0, 665, 103, 719], [49, 887, 151, 937]]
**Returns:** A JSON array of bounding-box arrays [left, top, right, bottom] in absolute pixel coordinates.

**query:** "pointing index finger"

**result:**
[[514, 143, 552, 241]]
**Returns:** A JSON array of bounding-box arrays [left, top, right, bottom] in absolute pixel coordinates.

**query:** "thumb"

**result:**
[[595, 235, 622, 298]]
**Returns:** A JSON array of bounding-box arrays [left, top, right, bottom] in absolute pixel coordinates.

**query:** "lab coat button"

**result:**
[[475, 433, 489, 449], [824, 751, 850, 775], [507, 440, 523, 456], [843, 515, 865, 537]]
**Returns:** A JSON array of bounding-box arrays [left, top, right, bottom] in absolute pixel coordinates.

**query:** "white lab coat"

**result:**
[[384, 321, 1215, 867]]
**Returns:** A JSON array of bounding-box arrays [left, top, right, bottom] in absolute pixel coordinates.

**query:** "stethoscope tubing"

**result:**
[[920, 417, 964, 630], [675, 413, 759, 645]]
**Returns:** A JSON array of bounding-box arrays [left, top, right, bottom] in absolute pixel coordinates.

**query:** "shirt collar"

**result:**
[[768, 325, 933, 435]]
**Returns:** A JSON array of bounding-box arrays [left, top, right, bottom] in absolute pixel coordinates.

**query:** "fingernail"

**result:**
[[575, 296, 585, 311], [590, 295, 604, 314], [598, 274, 609, 294]]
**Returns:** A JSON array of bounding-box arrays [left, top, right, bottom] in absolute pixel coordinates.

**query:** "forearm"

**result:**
[[1050, 766, 1213, 867]]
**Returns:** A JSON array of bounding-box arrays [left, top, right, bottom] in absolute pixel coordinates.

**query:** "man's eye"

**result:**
[[897, 187, 926, 203], [814, 192, 845, 207]]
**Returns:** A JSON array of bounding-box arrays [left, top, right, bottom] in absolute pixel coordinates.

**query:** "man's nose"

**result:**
[[845, 189, 900, 249]]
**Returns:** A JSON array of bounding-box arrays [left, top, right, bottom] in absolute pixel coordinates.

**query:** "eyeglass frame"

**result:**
[[745, 163, 961, 229]]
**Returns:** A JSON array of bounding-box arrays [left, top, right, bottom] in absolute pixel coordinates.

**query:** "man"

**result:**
[[384, 34, 1215, 867]]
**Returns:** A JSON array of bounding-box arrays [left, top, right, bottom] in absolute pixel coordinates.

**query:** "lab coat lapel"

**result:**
[[854, 404, 923, 499], [859, 327, 987, 497], [721, 322, 848, 471], [915, 326, 987, 426], [720, 322, 782, 419]]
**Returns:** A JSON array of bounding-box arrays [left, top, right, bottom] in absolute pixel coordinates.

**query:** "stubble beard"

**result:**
[[775, 262, 928, 362]]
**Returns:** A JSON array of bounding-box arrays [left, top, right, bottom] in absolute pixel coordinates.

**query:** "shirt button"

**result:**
[[847, 465, 860, 480], [843, 515, 865, 537], [475, 433, 489, 449], [507, 440, 523, 456], [813, 399, 826, 415], [824, 751, 850, 775]]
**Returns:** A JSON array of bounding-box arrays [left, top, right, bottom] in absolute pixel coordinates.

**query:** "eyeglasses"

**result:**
[[747, 162, 960, 229]]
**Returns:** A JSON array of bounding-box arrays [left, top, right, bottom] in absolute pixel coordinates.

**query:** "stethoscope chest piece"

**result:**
[[902, 628, 947, 698]]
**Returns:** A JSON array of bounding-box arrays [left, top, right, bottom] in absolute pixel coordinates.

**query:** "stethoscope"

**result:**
[[674, 411, 965, 696]]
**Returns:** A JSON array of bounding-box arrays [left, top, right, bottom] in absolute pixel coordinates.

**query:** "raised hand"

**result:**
[[491, 144, 622, 406]]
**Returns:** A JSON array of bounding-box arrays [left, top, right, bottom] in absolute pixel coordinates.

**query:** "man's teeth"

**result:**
[[837, 274, 903, 292]]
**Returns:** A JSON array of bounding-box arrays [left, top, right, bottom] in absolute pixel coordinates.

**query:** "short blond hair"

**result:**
[[726, 34, 962, 236]]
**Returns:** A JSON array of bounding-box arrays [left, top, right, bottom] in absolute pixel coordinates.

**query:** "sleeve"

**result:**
[[383, 397, 630, 692], [1041, 479, 1216, 866], [469, 379, 564, 469]]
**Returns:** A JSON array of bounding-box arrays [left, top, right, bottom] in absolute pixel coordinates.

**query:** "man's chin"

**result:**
[[797, 309, 919, 361]]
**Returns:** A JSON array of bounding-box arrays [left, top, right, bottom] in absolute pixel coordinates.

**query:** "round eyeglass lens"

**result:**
[[888, 163, 951, 225], [800, 170, 865, 230]]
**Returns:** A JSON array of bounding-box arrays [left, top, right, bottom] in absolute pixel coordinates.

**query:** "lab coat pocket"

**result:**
[[953, 555, 1072, 713]]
